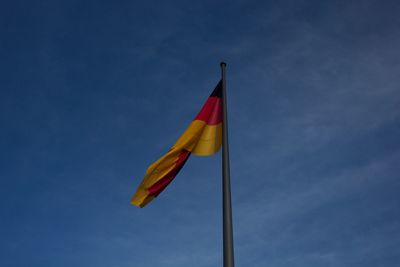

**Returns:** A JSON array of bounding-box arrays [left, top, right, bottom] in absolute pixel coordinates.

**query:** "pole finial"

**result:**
[[220, 62, 227, 67]]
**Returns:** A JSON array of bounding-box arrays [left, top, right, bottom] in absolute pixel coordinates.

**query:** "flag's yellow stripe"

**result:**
[[175, 120, 222, 156], [192, 122, 222, 156], [131, 120, 222, 207]]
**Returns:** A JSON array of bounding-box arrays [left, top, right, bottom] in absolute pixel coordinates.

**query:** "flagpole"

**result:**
[[220, 62, 235, 267]]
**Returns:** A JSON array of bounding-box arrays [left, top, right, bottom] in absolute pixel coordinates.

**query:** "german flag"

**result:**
[[131, 81, 223, 207]]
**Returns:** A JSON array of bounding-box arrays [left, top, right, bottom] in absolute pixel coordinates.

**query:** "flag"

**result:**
[[131, 81, 223, 207]]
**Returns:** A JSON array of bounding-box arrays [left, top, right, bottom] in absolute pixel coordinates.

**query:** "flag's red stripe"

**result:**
[[148, 150, 191, 196], [194, 96, 222, 125]]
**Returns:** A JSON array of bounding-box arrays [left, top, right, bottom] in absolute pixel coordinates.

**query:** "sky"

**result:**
[[1, 0, 400, 266]]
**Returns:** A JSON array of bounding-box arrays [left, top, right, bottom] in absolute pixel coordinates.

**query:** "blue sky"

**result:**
[[1, 0, 400, 266]]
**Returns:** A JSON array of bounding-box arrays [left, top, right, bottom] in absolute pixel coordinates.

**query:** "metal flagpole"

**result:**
[[220, 62, 235, 267]]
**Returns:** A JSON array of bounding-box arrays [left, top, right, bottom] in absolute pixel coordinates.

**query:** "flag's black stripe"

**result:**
[[210, 80, 222, 98]]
